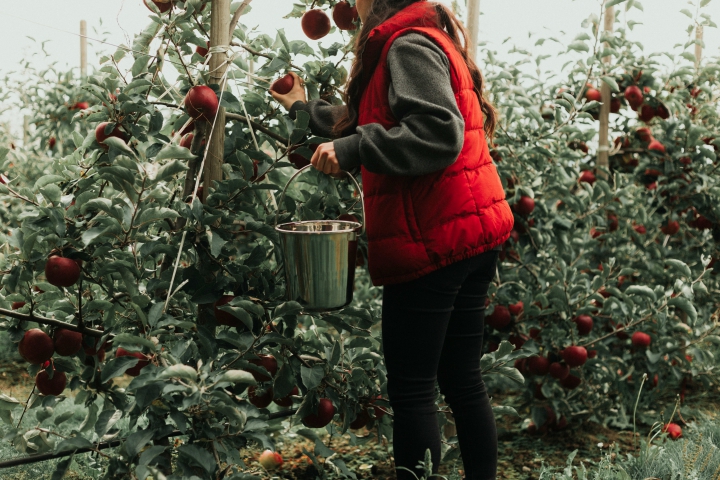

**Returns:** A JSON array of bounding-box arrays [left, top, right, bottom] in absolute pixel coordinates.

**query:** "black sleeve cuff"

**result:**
[[333, 134, 362, 172], [289, 101, 309, 121]]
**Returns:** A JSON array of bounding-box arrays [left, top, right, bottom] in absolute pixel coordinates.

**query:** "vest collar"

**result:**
[[360, 1, 439, 85]]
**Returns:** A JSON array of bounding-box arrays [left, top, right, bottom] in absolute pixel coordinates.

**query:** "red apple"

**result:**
[[633, 225, 647, 234], [248, 385, 274, 408], [631, 331, 651, 347], [332, 1, 358, 30], [54, 328, 83, 356], [485, 305, 511, 330], [115, 348, 149, 377], [610, 97, 621, 113], [259, 449, 284, 470], [273, 386, 299, 407], [549, 362, 570, 380], [691, 215, 712, 230], [19, 329, 54, 365], [639, 104, 656, 122], [214, 295, 244, 327], [301, 9, 332, 40], [302, 398, 335, 428], [527, 355, 550, 376], [248, 354, 278, 382], [143, 0, 173, 13], [369, 395, 387, 419], [95, 122, 128, 149], [661, 220, 680, 236], [35, 369, 67, 396], [624, 85, 644, 109], [48, 137, 56, 149], [560, 373, 582, 389], [561, 346, 588, 367], [11, 301, 26, 310], [196, 41, 209, 57], [270, 73, 295, 95], [180, 133, 193, 149], [514, 196, 535, 216], [662, 423, 682, 440], [636, 127, 653, 142], [573, 315, 593, 335], [508, 301, 523, 316], [648, 139, 666, 153], [185, 85, 219, 121], [656, 103, 670, 119], [45, 256, 81, 288], [585, 87, 602, 102], [83, 336, 107, 362], [579, 170, 596, 185], [349, 408, 371, 429]]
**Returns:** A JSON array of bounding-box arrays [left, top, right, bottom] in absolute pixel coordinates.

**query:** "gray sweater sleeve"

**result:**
[[290, 33, 465, 176]]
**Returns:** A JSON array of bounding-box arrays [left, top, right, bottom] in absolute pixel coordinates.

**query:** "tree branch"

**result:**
[[0, 308, 104, 337], [225, 112, 288, 144]]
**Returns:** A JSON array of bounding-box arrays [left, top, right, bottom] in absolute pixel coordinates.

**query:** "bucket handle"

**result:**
[[274, 164, 365, 235]]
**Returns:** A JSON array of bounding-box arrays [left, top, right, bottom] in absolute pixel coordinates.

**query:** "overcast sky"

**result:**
[[1, 0, 717, 137]]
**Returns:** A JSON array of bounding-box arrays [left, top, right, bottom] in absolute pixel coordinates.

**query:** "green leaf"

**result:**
[[0, 394, 20, 410], [177, 444, 217, 474], [155, 144, 197, 162], [492, 405, 519, 417], [124, 429, 157, 457], [217, 370, 257, 384], [158, 364, 198, 381], [600, 76, 620, 92], [665, 259, 692, 278], [605, 0, 628, 7], [153, 160, 188, 182], [301, 364, 325, 390], [35, 175, 65, 190], [680, 8, 693, 18], [668, 297, 697, 322], [95, 409, 123, 437], [275, 301, 303, 318], [568, 41, 589, 53], [625, 285, 657, 302], [112, 333, 157, 351], [137, 207, 179, 226], [700, 0, 712, 6], [207, 229, 227, 257], [493, 365, 525, 385], [103, 136, 135, 155], [101, 356, 140, 383], [51, 456, 73, 480]]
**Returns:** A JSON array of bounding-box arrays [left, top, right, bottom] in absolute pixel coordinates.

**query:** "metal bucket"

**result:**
[[275, 165, 364, 312]]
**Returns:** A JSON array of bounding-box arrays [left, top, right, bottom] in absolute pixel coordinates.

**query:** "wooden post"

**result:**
[[466, 0, 481, 61], [597, 4, 614, 180], [695, 25, 704, 70], [80, 20, 88, 78], [204, 0, 230, 202]]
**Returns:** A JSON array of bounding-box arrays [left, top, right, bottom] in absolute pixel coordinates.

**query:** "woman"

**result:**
[[271, 0, 513, 478]]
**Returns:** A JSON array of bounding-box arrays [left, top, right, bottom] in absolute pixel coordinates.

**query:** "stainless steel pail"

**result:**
[[275, 165, 365, 312]]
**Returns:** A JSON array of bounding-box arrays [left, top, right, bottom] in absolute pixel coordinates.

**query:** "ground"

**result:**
[[0, 361, 714, 479]]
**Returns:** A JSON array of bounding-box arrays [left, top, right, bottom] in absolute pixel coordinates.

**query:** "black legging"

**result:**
[[382, 249, 499, 480]]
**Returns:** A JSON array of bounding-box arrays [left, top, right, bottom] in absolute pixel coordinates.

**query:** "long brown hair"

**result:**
[[333, 0, 497, 141]]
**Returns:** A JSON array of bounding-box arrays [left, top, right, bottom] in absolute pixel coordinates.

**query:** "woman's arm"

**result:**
[[289, 100, 347, 140], [333, 33, 465, 176]]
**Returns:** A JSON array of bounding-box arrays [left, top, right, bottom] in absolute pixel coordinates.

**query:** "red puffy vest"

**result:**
[[358, 1, 514, 285]]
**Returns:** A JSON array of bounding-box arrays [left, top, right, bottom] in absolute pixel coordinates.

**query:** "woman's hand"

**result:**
[[269, 72, 307, 111], [311, 142, 343, 176]]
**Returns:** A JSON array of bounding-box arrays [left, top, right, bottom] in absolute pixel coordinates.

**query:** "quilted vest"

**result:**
[[358, 1, 514, 285]]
